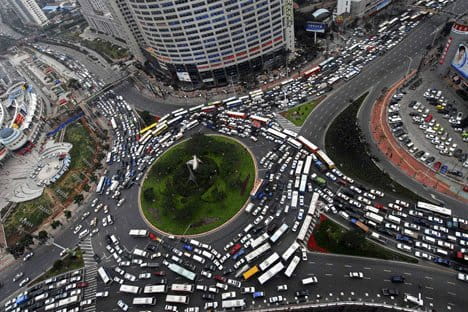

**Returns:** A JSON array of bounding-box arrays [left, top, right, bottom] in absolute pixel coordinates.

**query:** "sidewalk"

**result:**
[[370, 71, 468, 203]]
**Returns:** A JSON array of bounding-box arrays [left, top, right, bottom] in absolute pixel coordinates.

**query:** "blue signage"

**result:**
[[305, 22, 326, 33]]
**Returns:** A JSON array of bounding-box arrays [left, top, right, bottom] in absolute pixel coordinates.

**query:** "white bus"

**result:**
[[128, 229, 148, 237], [133, 248, 149, 258], [282, 241, 300, 261], [303, 155, 313, 176], [56, 295, 79, 308], [258, 261, 285, 285], [287, 138, 302, 150], [119, 284, 141, 294], [97, 267, 112, 285], [284, 255, 300, 278], [267, 128, 287, 140], [299, 174, 308, 194], [245, 242, 271, 263], [416, 201, 451, 216], [386, 214, 401, 225], [308, 192, 319, 216], [291, 191, 299, 209], [167, 263, 196, 281], [270, 223, 289, 244], [297, 215, 313, 242], [96, 176, 105, 194], [166, 295, 189, 305], [365, 212, 384, 224], [283, 128, 298, 138], [259, 252, 280, 271], [143, 285, 167, 294], [222, 299, 246, 308], [171, 284, 194, 293], [132, 297, 156, 305], [251, 232, 270, 249]]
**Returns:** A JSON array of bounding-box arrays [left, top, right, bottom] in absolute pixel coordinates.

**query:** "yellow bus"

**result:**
[[242, 266, 259, 280], [140, 122, 158, 135]]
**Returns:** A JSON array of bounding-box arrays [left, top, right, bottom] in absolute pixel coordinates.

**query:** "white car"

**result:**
[[268, 296, 284, 304], [117, 300, 128, 311], [96, 291, 109, 298], [73, 225, 82, 234], [349, 272, 364, 279], [277, 284, 288, 291], [114, 267, 125, 275], [292, 221, 300, 232], [201, 271, 212, 278], [13, 272, 24, 282], [241, 286, 256, 294], [138, 273, 151, 279], [102, 217, 108, 227], [19, 277, 30, 287]]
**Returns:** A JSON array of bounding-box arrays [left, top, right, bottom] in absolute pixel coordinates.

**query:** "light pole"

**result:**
[[405, 56, 413, 78], [182, 223, 192, 236]]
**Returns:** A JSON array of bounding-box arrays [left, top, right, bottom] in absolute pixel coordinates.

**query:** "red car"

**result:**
[[214, 275, 227, 283], [229, 243, 242, 255], [374, 203, 385, 209], [153, 271, 166, 276], [424, 114, 433, 123], [433, 161, 441, 171], [76, 282, 88, 288]]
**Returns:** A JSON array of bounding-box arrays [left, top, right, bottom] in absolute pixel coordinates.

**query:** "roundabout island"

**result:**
[[140, 133, 256, 235]]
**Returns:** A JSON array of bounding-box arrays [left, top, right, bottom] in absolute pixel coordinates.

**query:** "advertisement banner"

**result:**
[[176, 72, 192, 82], [451, 43, 468, 79], [305, 22, 326, 33]]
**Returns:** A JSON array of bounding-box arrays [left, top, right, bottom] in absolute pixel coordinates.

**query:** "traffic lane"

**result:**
[[300, 14, 441, 146], [114, 80, 185, 115]]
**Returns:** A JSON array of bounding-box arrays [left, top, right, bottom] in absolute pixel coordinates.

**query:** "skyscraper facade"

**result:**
[[77, 0, 125, 41], [9, 0, 48, 26], [111, 0, 294, 88]]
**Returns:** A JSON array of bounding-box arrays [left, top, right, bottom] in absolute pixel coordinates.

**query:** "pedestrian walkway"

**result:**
[[275, 113, 302, 133], [80, 237, 97, 312]]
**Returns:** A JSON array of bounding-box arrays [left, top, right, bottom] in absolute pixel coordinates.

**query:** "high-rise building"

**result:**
[[77, 0, 127, 43], [110, 0, 295, 88], [9, 0, 48, 26], [336, 0, 393, 17]]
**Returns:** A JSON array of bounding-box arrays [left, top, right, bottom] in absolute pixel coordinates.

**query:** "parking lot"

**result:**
[[387, 70, 467, 182]]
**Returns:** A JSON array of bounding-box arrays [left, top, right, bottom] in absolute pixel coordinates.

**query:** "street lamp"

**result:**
[[405, 56, 413, 78]]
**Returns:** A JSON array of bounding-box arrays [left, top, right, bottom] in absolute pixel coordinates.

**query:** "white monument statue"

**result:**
[[186, 155, 202, 183]]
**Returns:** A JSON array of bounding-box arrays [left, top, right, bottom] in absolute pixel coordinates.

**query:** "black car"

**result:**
[[202, 293, 215, 300], [390, 275, 405, 283], [295, 289, 309, 297], [204, 264, 216, 272], [382, 288, 399, 296], [223, 268, 234, 276], [146, 244, 158, 252], [93, 254, 101, 262]]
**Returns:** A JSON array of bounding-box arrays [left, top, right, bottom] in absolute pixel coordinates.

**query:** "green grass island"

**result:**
[[140, 134, 256, 235]]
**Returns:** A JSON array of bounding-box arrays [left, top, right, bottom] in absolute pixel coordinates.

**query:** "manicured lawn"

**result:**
[[33, 249, 84, 284], [141, 134, 255, 235], [281, 99, 320, 126], [310, 216, 417, 263], [325, 93, 425, 202]]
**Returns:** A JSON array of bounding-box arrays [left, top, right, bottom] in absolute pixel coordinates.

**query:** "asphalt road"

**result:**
[[1, 2, 467, 311], [299, 2, 468, 217]]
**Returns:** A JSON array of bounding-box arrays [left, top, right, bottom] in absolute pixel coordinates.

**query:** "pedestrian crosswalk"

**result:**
[[80, 237, 97, 312], [275, 113, 302, 133]]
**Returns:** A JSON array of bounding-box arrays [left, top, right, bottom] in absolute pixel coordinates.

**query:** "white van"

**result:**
[[301, 277, 318, 285]]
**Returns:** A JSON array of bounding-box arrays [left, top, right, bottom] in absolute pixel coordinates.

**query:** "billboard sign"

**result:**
[[176, 72, 192, 82], [305, 22, 326, 33], [451, 43, 468, 79]]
